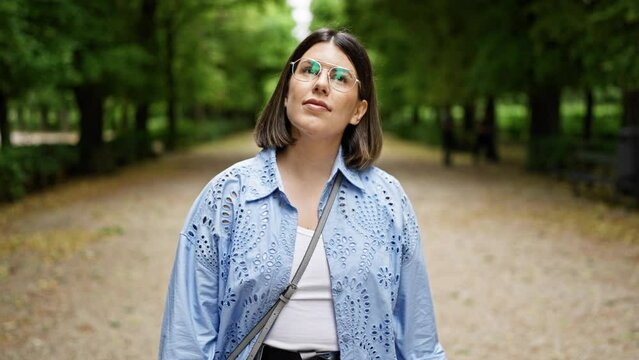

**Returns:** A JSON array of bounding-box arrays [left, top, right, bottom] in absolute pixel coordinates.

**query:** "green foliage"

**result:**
[[527, 135, 572, 172], [0, 145, 78, 202], [61, 0, 151, 94], [526, 0, 585, 87], [341, 0, 636, 107], [196, 1, 296, 114], [311, 0, 347, 30], [582, 0, 639, 89], [0, 0, 71, 97], [496, 100, 528, 142], [108, 131, 154, 167], [334, 0, 637, 175], [0, 117, 249, 202], [384, 120, 442, 147], [561, 99, 622, 139], [0, 156, 27, 201], [170, 119, 252, 149], [0, 0, 299, 200], [2, 0, 298, 123]]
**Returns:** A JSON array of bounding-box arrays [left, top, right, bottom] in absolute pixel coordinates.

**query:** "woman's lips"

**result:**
[[303, 99, 331, 111]]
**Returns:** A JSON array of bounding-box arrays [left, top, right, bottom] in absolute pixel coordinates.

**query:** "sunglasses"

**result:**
[[290, 58, 360, 93]]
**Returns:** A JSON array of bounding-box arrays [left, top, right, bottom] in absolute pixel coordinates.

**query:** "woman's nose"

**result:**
[[312, 70, 331, 95]]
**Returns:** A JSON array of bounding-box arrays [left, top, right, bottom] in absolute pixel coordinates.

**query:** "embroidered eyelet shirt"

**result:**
[[159, 147, 447, 360]]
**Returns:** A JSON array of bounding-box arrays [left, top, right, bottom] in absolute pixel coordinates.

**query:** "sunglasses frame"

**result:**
[[290, 57, 361, 93]]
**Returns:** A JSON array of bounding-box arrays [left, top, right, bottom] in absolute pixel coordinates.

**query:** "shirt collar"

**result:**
[[245, 146, 365, 202]]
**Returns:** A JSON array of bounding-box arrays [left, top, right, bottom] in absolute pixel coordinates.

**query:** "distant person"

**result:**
[[159, 28, 447, 360]]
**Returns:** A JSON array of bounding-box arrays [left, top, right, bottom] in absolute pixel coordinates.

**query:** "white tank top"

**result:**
[[263, 226, 339, 351]]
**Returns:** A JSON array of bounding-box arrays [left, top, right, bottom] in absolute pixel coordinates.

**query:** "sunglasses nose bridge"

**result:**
[[310, 65, 332, 88], [292, 60, 347, 91]]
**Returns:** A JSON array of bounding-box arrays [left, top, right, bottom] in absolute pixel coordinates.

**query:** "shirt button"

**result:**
[[340, 334, 350, 343]]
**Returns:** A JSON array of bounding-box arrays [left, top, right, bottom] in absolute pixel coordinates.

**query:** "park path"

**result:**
[[1, 132, 638, 359]]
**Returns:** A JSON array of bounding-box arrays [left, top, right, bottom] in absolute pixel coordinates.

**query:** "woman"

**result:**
[[159, 28, 447, 360]]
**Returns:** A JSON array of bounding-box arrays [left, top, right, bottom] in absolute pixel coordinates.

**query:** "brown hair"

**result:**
[[254, 28, 382, 170]]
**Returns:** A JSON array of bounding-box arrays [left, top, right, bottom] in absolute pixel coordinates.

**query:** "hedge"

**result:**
[[0, 120, 250, 202]]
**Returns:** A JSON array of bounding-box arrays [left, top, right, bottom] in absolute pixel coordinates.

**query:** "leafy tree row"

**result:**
[[313, 0, 639, 169], [0, 0, 296, 172]]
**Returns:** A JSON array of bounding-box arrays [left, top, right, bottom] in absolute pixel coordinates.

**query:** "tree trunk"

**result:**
[[74, 83, 106, 172], [135, 103, 151, 158], [40, 105, 50, 131], [133, 0, 157, 154], [529, 86, 561, 138], [484, 96, 495, 128], [527, 86, 562, 171], [411, 106, 420, 125], [462, 102, 475, 132], [0, 92, 10, 149], [165, 17, 177, 151], [622, 89, 639, 127], [583, 88, 594, 142], [462, 102, 476, 153], [618, 89, 639, 196], [483, 95, 498, 162], [135, 103, 149, 133], [120, 102, 130, 132], [439, 105, 454, 166]]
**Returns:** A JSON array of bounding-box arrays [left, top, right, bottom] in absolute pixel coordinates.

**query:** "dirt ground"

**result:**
[[1, 132, 638, 359]]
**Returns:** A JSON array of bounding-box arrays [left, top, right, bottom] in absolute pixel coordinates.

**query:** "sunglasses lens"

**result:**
[[292, 58, 358, 92], [329, 67, 356, 92], [293, 59, 321, 81]]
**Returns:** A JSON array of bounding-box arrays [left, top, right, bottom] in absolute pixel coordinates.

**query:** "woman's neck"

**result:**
[[277, 137, 340, 184]]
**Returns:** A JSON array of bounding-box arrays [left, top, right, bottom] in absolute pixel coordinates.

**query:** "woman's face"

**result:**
[[285, 42, 368, 144]]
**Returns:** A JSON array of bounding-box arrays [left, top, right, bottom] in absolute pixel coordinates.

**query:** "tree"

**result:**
[[213, 1, 297, 119], [63, 0, 148, 171], [0, 0, 69, 149], [584, 0, 639, 127], [166, 0, 296, 126], [133, 0, 161, 159]]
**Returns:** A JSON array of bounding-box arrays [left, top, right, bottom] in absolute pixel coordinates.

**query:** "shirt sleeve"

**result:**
[[159, 183, 224, 360], [393, 192, 447, 360]]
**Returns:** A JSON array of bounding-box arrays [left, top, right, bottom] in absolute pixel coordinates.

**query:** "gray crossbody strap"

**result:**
[[228, 172, 343, 360]]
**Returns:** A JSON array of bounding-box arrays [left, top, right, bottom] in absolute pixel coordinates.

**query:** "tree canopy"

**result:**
[[331, 0, 639, 169], [0, 0, 296, 169]]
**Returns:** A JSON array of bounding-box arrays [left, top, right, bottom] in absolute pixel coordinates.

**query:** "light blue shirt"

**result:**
[[159, 147, 446, 360]]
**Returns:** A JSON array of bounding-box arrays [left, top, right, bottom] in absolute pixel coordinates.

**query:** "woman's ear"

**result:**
[[349, 99, 368, 125]]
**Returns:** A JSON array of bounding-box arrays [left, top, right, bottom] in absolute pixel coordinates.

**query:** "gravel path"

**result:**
[[1, 132, 638, 359]]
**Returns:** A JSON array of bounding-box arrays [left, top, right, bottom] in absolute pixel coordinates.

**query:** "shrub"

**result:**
[[0, 155, 27, 201], [527, 135, 573, 172], [0, 145, 78, 202], [0, 119, 249, 203]]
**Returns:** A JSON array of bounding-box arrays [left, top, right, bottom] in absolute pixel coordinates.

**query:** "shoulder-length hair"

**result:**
[[254, 28, 382, 170]]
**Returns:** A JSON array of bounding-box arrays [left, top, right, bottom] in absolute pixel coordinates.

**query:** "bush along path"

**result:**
[[0, 132, 638, 359]]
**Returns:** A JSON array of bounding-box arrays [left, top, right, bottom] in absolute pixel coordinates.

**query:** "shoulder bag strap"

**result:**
[[228, 172, 343, 360]]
